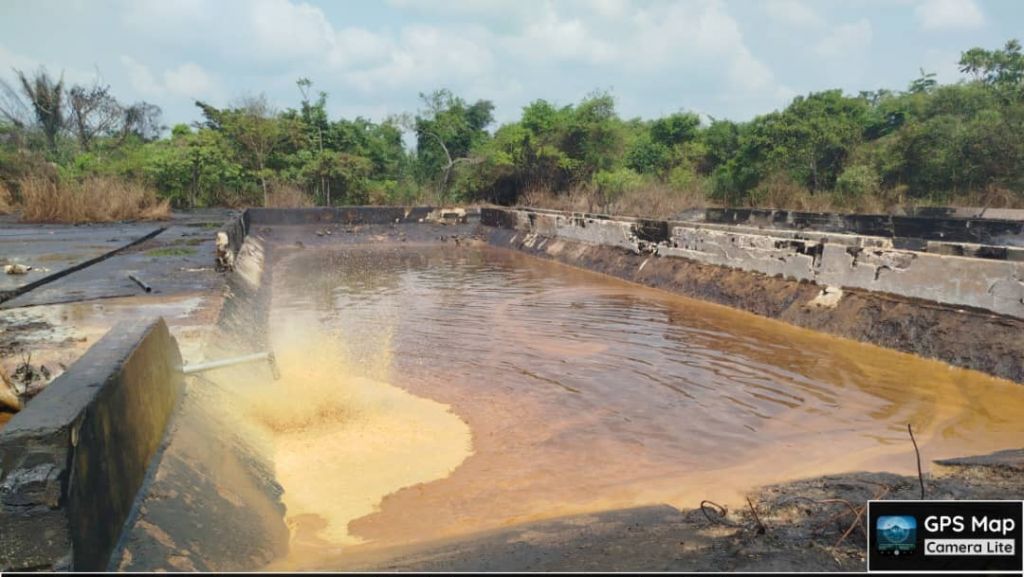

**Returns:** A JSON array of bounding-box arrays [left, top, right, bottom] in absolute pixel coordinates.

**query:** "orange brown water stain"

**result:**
[[259, 244, 1024, 569]]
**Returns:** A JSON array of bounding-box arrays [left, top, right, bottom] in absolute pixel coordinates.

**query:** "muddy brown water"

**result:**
[[235, 243, 1024, 569]]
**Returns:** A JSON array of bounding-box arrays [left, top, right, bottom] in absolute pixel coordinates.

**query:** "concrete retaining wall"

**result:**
[[483, 208, 1024, 321], [244, 206, 479, 227], [699, 207, 1024, 246], [0, 318, 184, 571], [481, 207, 1024, 382]]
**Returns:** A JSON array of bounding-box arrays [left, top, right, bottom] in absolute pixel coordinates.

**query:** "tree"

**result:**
[[201, 96, 292, 206], [412, 89, 494, 199], [908, 69, 938, 94], [13, 68, 65, 151], [761, 90, 869, 192], [67, 81, 122, 150], [627, 112, 700, 176], [145, 124, 245, 208], [296, 77, 330, 203], [120, 102, 163, 142], [960, 39, 1024, 90]]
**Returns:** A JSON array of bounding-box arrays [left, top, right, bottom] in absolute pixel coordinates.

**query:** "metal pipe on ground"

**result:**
[[128, 273, 152, 293], [181, 351, 281, 380]]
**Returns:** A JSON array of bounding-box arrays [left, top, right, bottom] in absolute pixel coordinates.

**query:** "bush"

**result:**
[[835, 165, 881, 200], [747, 172, 823, 210], [593, 168, 643, 209]]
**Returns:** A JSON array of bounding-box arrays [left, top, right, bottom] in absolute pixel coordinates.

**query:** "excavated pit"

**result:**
[[116, 209, 1023, 572], [4, 207, 1022, 572]]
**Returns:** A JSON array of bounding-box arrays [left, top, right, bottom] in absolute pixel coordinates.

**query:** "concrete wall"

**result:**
[[244, 206, 480, 227], [483, 208, 1024, 321], [699, 207, 1024, 246], [0, 318, 184, 571]]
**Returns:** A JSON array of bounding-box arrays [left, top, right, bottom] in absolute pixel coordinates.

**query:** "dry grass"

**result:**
[[19, 176, 170, 224], [745, 173, 909, 214], [519, 187, 600, 214], [266, 183, 314, 208], [936, 184, 1024, 210], [607, 183, 708, 218], [0, 183, 14, 215], [520, 183, 708, 219]]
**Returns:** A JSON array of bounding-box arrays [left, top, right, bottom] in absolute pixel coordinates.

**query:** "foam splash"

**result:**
[[231, 311, 472, 559]]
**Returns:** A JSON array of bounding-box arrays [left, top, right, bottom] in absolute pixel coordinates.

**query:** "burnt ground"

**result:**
[[303, 451, 1022, 572]]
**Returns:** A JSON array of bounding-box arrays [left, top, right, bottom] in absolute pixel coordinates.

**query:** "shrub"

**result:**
[[835, 165, 881, 200], [593, 168, 643, 209]]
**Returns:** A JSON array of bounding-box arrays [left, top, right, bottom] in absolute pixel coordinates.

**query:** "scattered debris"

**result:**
[[215, 231, 235, 271], [908, 423, 926, 499], [1, 353, 53, 408], [808, 286, 844, 309], [425, 207, 467, 224], [746, 497, 767, 535], [700, 500, 738, 527], [1, 371, 22, 412], [294, 240, 305, 249], [14, 353, 50, 386], [4, 263, 31, 275]]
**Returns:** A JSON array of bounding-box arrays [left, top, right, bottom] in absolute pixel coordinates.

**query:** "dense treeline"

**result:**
[[1, 40, 1022, 218]]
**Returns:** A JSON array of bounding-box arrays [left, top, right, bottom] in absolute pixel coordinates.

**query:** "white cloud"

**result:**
[[120, 57, 221, 100], [104, 0, 805, 121], [915, 0, 985, 30], [163, 62, 218, 98], [625, 1, 787, 97], [120, 56, 161, 94], [506, 8, 617, 64], [764, 0, 825, 28], [384, 0, 537, 25], [328, 27, 393, 69], [0, 43, 99, 87], [0, 43, 42, 73], [815, 19, 873, 59], [244, 0, 335, 61], [122, 0, 337, 68], [343, 25, 496, 93]]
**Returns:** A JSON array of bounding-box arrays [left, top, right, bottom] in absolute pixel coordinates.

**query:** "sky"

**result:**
[[0, 0, 1021, 128]]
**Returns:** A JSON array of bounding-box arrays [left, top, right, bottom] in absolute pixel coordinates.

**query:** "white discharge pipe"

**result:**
[[181, 351, 281, 380]]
